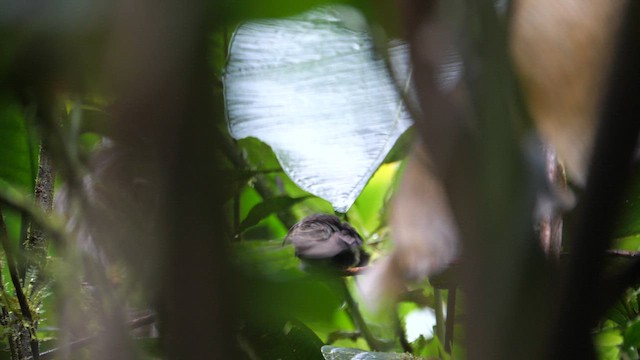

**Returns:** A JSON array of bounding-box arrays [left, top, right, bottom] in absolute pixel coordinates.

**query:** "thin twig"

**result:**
[[0, 259, 20, 359], [326, 330, 361, 344], [433, 289, 445, 341], [342, 266, 369, 276], [396, 313, 413, 353], [0, 210, 39, 359], [444, 286, 457, 353], [338, 278, 387, 351]]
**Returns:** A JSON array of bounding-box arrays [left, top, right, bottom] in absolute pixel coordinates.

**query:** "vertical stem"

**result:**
[[434, 288, 446, 341], [25, 143, 56, 278], [338, 278, 385, 351], [445, 286, 457, 352], [0, 257, 19, 359], [394, 305, 413, 353], [0, 211, 39, 359], [233, 193, 241, 241]]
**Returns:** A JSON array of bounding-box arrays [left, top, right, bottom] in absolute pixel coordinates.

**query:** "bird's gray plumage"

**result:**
[[285, 214, 369, 269]]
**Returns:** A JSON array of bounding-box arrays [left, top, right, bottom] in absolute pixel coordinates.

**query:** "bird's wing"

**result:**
[[287, 222, 350, 259]]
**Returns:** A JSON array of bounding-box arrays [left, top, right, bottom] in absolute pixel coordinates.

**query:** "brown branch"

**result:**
[[342, 266, 369, 276], [552, 1, 640, 357], [25, 143, 56, 273]]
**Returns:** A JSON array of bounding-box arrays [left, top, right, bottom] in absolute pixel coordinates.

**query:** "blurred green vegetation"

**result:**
[[0, 1, 640, 359]]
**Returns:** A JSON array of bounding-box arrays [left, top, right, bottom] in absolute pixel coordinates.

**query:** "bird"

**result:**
[[284, 214, 369, 272]]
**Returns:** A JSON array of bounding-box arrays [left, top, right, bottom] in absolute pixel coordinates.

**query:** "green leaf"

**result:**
[[412, 336, 449, 360], [240, 195, 310, 232], [614, 165, 640, 240], [232, 241, 304, 281], [239, 318, 325, 360], [0, 99, 39, 247], [0, 99, 38, 194], [233, 241, 344, 324], [595, 329, 623, 347], [348, 161, 400, 236], [237, 137, 283, 172], [232, 0, 353, 21], [624, 320, 640, 348]]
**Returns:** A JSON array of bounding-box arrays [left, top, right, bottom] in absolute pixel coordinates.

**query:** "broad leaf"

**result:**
[[0, 99, 39, 245], [232, 241, 344, 324], [321, 345, 423, 360], [0, 100, 38, 193], [224, 6, 414, 212], [239, 319, 325, 360]]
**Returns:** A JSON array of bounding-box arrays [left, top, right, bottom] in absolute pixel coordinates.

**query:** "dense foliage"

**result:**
[[0, 1, 640, 360]]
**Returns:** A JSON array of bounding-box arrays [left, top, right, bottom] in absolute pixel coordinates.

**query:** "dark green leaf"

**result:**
[[233, 241, 347, 326], [0, 98, 39, 247], [624, 320, 640, 349], [0, 99, 38, 193], [614, 165, 640, 239], [237, 137, 283, 172], [382, 127, 414, 164], [239, 318, 324, 360], [240, 195, 310, 232]]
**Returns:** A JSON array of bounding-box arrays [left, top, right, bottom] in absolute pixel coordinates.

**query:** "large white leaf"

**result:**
[[223, 7, 414, 212]]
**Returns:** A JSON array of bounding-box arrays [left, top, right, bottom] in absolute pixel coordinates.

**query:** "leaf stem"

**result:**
[[338, 278, 386, 351], [445, 286, 457, 353], [434, 288, 445, 341]]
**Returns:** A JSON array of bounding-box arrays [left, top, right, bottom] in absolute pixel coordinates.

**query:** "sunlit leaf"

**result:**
[[233, 241, 345, 324], [412, 335, 450, 359], [224, 6, 414, 212], [232, 241, 304, 281], [595, 329, 623, 347], [348, 162, 400, 236]]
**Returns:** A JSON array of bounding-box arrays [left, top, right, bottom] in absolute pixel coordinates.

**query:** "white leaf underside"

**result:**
[[224, 6, 460, 212]]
